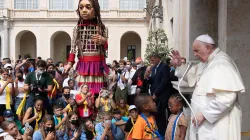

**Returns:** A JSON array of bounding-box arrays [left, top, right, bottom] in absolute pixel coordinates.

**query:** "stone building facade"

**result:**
[[148, 0, 250, 139], [0, 0, 148, 63]]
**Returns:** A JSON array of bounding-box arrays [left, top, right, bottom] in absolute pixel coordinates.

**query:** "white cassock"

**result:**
[[175, 48, 245, 140]]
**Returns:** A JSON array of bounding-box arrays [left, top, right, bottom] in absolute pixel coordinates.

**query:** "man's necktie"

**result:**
[[154, 66, 158, 75]]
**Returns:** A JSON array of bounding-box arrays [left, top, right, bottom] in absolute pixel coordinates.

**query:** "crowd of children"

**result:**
[[0, 55, 190, 140], [0, 0, 192, 139]]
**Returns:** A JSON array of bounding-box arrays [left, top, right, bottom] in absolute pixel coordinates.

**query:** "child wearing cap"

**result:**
[[124, 105, 138, 140], [3, 109, 25, 135]]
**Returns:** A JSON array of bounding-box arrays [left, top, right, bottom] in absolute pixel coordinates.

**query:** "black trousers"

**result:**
[[154, 99, 170, 137], [127, 94, 136, 105]]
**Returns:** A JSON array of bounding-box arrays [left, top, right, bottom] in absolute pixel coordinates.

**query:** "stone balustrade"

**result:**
[[11, 10, 40, 18], [118, 10, 146, 19], [0, 9, 146, 19]]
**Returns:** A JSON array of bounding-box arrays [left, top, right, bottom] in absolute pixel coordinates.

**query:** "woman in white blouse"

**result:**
[[0, 68, 13, 122]]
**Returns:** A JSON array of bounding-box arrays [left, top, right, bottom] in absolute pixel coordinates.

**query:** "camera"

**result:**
[[116, 69, 122, 74], [30, 80, 43, 96], [25, 122, 33, 132]]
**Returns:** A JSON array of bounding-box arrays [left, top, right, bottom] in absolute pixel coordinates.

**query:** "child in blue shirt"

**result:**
[[53, 104, 66, 140], [95, 112, 125, 140], [111, 109, 128, 125], [111, 109, 128, 136]]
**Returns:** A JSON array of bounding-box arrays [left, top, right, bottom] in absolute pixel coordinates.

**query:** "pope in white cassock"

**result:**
[[171, 34, 245, 140]]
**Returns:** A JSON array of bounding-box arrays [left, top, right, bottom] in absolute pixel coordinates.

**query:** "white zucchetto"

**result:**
[[196, 34, 215, 45]]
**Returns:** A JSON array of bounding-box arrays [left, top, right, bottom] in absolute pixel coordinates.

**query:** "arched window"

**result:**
[[49, 0, 74, 10], [14, 0, 39, 9], [119, 0, 146, 10], [99, 0, 109, 10]]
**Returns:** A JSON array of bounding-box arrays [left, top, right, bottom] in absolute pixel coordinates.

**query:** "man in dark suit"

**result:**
[[145, 53, 172, 136]]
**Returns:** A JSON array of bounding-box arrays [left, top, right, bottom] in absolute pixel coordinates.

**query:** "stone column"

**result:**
[[224, 0, 250, 136], [1, 20, 9, 59], [154, 0, 160, 29], [189, 0, 218, 60]]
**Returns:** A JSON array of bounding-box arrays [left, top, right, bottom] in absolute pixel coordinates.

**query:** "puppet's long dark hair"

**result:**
[[76, 0, 106, 36]]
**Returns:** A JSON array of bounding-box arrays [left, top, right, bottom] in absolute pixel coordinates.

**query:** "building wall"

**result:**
[[0, 0, 148, 63], [166, 0, 190, 59], [9, 21, 74, 61], [106, 22, 148, 63], [19, 31, 36, 58], [164, 0, 250, 137], [52, 32, 71, 62], [224, 0, 250, 136], [189, 0, 218, 61], [148, 0, 190, 59], [120, 32, 141, 60]]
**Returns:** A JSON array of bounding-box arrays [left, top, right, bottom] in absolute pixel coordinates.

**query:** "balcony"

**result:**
[[0, 9, 146, 20], [118, 10, 146, 19], [0, 9, 11, 19]]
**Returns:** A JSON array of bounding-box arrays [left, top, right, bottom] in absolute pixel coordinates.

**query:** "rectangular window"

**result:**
[[120, 0, 146, 10], [49, 0, 74, 10], [170, 18, 173, 34], [14, 0, 39, 9], [127, 45, 136, 60], [0, 0, 4, 8], [99, 0, 109, 10]]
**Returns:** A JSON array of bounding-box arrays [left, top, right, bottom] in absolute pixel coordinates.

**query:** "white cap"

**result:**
[[195, 34, 215, 45], [128, 105, 136, 112], [4, 63, 12, 68]]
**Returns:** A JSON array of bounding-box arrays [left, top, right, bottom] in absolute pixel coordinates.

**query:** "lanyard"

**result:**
[[36, 73, 42, 81], [140, 114, 163, 140], [118, 72, 126, 82], [127, 118, 135, 140], [171, 112, 183, 140], [87, 128, 96, 136]]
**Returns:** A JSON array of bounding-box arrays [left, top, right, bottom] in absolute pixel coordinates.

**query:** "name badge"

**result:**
[[83, 109, 89, 117]]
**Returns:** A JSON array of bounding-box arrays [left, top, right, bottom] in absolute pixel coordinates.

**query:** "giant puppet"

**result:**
[[68, 0, 109, 94]]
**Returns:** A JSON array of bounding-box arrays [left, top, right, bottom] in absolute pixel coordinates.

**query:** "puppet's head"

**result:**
[[77, 0, 100, 21], [76, 0, 106, 36]]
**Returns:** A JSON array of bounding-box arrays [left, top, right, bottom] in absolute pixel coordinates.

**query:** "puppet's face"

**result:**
[[79, 0, 95, 20]]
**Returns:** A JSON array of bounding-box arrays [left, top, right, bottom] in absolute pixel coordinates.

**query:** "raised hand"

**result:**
[[45, 131, 55, 140], [73, 128, 81, 139], [87, 92, 92, 97], [7, 77, 13, 84], [109, 91, 113, 99], [104, 121, 111, 131], [34, 113, 39, 119], [170, 50, 182, 67], [14, 77, 18, 83]]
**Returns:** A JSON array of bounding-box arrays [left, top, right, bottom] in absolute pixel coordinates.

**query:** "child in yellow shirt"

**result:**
[[117, 99, 129, 117]]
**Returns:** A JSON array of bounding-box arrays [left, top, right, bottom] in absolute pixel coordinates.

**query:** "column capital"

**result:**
[[2, 20, 10, 29]]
